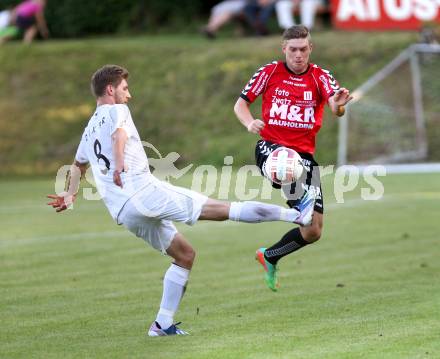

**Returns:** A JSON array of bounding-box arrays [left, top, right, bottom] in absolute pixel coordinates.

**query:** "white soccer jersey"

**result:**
[[75, 104, 153, 221]]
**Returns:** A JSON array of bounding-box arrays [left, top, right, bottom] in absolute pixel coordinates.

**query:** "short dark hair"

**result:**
[[282, 25, 311, 42], [91, 65, 129, 98]]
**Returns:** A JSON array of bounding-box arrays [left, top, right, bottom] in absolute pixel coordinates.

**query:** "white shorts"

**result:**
[[118, 179, 208, 254]]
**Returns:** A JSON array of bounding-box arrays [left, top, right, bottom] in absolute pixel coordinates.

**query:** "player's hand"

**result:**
[[247, 119, 264, 134], [47, 192, 76, 212], [113, 169, 123, 188], [333, 88, 353, 106]]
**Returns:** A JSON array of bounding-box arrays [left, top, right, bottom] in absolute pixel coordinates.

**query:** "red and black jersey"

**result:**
[[240, 61, 339, 155]]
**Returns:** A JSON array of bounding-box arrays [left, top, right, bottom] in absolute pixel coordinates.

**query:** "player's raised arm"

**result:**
[[328, 87, 353, 117], [234, 97, 264, 134], [235, 61, 277, 134], [47, 160, 88, 212]]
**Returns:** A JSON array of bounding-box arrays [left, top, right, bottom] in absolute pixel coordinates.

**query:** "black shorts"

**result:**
[[255, 139, 324, 214], [16, 15, 36, 31]]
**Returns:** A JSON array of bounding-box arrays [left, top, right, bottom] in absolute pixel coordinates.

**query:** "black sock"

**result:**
[[264, 228, 309, 265]]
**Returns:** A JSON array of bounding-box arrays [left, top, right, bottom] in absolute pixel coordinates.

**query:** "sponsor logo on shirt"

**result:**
[[319, 74, 331, 93], [254, 73, 269, 96], [269, 102, 315, 124], [281, 80, 306, 87], [268, 118, 314, 129], [320, 68, 339, 91], [304, 91, 313, 100], [242, 61, 277, 97]]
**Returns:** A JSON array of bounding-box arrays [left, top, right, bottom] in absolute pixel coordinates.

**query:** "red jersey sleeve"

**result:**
[[240, 61, 278, 103], [315, 66, 340, 103]]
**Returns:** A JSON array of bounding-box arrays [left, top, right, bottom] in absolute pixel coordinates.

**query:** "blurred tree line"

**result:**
[[0, 0, 219, 37]]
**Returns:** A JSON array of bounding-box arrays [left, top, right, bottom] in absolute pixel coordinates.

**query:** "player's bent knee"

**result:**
[[174, 247, 195, 268], [185, 246, 196, 264], [167, 233, 196, 269], [301, 225, 322, 243], [301, 212, 323, 243], [306, 229, 321, 243], [181, 244, 196, 264]]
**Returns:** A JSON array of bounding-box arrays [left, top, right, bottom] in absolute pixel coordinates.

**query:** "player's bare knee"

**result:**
[[167, 233, 196, 268], [185, 246, 196, 264], [301, 212, 323, 243], [301, 225, 322, 243], [306, 229, 321, 243], [181, 244, 195, 265], [174, 247, 195, 268]]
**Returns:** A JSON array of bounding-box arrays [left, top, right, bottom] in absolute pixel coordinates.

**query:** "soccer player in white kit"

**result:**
[[47, 65, 316, 336]]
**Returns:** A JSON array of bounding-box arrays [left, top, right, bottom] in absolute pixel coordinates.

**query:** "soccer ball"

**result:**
[[264, 147, 304, 185]]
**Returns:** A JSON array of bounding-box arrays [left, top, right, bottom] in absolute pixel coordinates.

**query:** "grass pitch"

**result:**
[[1, 172, 439, 358]]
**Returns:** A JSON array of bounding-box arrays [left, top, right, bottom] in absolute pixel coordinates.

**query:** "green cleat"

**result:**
[[255, 247, 279, 291]]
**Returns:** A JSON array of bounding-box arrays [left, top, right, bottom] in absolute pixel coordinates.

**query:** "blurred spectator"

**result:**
[[275, 0, 323, 30], [244, 0, 276, 36], [0, 7, 19, 44], [0, 8, 12, 29], [201, 0, 246, 39], [15, 0, 49, 44]]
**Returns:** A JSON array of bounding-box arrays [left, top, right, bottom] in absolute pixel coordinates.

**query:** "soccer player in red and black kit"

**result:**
[[234, 25, 353, 291]]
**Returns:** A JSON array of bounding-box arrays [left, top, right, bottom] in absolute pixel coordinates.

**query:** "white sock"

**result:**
[[228, 201, 299, 223], [155, 263, 190, 330]]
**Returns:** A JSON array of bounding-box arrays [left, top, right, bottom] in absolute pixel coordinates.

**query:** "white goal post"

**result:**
[[337, 43, 440, 173]]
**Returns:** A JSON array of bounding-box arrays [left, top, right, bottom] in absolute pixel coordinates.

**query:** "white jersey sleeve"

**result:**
[[109, 104, 133, 137], [74, 132, 89, 164]]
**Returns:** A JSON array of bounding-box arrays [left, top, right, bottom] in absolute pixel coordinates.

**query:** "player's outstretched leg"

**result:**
[[199, 188, 316, 225]]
